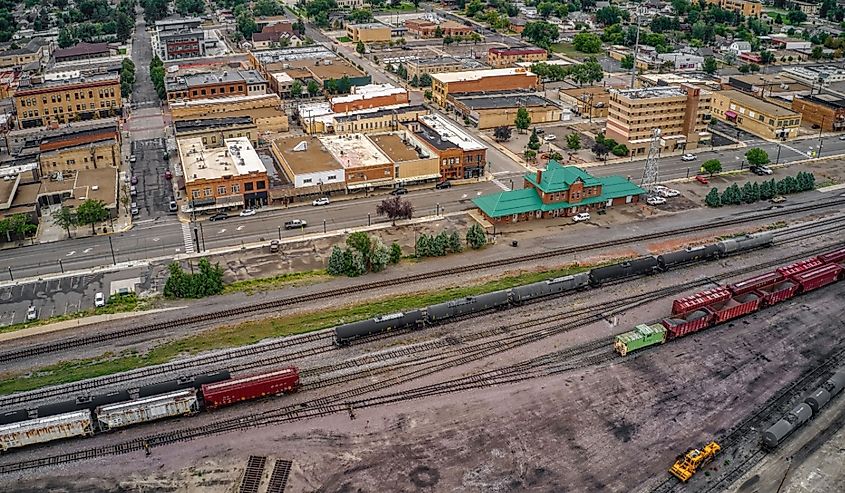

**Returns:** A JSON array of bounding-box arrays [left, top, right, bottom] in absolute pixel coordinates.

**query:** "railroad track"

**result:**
[[4, 245, 842, 475], [3, 197, 843, 364]]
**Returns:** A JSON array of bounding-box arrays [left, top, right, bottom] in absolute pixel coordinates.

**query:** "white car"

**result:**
[[26, 305, 37, 321], [312, 197, 330, 206], [654, 187, 680, 198], [681, 153, 696, 161], [95, 292, 106, 308], [543, 134, 557, 141], [646, 195, 667, 205], [239, 208, 257, 217], [572, 212, 591, 222]]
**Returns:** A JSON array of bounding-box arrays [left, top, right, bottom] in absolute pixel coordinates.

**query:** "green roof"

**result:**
[[473, 164, 645, 218], [523, 161, 601, 193]]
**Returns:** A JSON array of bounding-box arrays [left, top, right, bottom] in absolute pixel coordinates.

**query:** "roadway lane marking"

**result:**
[[236, 225, 245, 231], [492, 178, 511, 191], [181, 223, 195, 254], [218, 229, 226, 234], [779, 142, 810, 157], [83, 248, 93, 253], [66, 251, 76, 256], [152, 237, 160, 242]]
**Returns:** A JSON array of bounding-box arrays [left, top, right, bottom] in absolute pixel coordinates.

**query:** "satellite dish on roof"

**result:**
[[293, 141, 308, 151]]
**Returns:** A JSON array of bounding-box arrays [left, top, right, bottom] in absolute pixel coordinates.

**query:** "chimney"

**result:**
[[536, 168, 543, 183]]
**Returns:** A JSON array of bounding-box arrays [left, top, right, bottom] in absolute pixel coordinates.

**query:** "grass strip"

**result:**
[[0, 294, 152, 336], [0, 264, 594, 395], [223, 270, 331, 295]]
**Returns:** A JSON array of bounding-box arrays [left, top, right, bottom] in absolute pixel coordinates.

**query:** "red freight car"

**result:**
[[671, 287, 731, 316], [201, 367, 300, 409], [777, 258, 824, 277], [755, 279, 799, 306], [790, 264, 844, 293], [728, 271, 783, 295], [818, 247, 845, 265], [662, 310, 713, 339], [704, 293, 762, 323]]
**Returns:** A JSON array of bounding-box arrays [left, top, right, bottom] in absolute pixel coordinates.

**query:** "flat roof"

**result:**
[[251, 46, 335, 64], [431, 67, 535, 84], [349, 23, 390, 29], [179, 136, 266, 182], [614, 87, 686, 99], [39, 127, 118, 152], [417, 114, 486, 152], [16, 72, 118, 92], [333, 104, 427, 122], [331, 84, 406, 105], [169, 93, 281, 109], [174, 116, 254, 132], [454, 93, 557, 110], [167, 69, 265, 91], [272, 136, 344, 175], [560, 86, 610, 96], [800, 93, 845, 108], [489, 47, 547, 56], [369, 133, 422, 162], [320, 134, 392, 169], [717, 89, 800, 117]]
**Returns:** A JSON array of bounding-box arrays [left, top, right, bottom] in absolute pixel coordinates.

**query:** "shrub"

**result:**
[[389, 241, 402, 264], [466, 224, 487, 249]]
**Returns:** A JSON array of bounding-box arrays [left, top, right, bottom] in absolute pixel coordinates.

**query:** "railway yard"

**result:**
[[0, 190, 843, 492]]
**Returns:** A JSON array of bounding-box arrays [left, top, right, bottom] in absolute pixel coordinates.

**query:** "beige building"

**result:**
[[369, 131, 441, 184], [559, 86, 610, 119], [174, 116, 259, 147], [705, 0, 762, 17], [169, 94, 289, 133], [299, 103, 429, 135], [14, 73, 122, 129], [38, 127, 121, 175], [450, 93, 561, 129], [430, 67, 539, 106], [711, 90, 801, 140], [405, 57, 485, 81], [346, 23, 392, 43], [487, 47, 547, 68], [606, 84, 713, 156]]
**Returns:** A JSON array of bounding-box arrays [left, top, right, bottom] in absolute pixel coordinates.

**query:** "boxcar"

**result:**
[[704, 293, 761, 323], [791, 264, 843, 293], [426, 290, 510, 321], [662, 310, 713, 339], [95, 389, 199, 431], [589, 257, 660, 286], [201, 367, 300, 409], [657, 244, 721, 270], [510, 273, 589, 303], [335, 310, 424, 344], [0, 410, 93, 452], [671, 287, 731, 316]]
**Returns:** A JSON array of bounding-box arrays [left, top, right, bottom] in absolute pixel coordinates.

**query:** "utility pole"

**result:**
[[817, 115, 825, 158]]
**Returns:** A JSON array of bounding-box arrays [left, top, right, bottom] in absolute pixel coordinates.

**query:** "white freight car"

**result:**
[[95, 389, 199, 431], [0, 410, 93, 452]]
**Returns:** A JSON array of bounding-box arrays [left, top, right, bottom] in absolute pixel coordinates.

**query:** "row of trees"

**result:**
[[705, 173, 816, 207], [150, 56, 166, 100], [327, 232, 401, 277], [0, 214, 37, 244], [120, 58, 136, 98], [51, 200, 111, 237], [530, 60, 603, 86], [592, 133, 628, 160], [57, 0, 135, 47], [164, 258, 225, 298], [415, 231, 462, 258]]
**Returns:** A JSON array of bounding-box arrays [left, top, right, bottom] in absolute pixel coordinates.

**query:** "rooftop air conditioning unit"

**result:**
[[91, 185, 99, 191]]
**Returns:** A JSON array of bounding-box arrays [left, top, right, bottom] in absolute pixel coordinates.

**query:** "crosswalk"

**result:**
[[181, 223, 195, 254], [492, 178, 511, 191]]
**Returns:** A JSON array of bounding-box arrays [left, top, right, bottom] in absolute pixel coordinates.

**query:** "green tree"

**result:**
[[759, 180, 773, 200], [620, 54, 634, 70], [58, 28, 76, 48], [346, 231, 373, 269], [389, 241, 402, 264], [411, 74, 420, 87], [566, 133, 581, 151], [745, 148, 770, 166], [760, 50, 775, 64], [175, 0, 205, 15], [76, 199, 109, 235], [327, 246, 345, 275], [307, 80, 320, 96], [811, 46, 824, 59], [595, 6, 628, 26], [116, 11, 133, 42], [523, 149, 537, 162], [376, 196, 414, 225], [703, 57, 718, 74], [527, 129, 541, 150], [521, 20, 559, 50], [515, 108, 531, 133], [573, 32, 602, 53], [466, 224, 487, 249], [751, 182, 761, 202], [419, 73, 432, 87], [52, 206, 78, 238], [611, 144, 628, 157], [701, 159, 722, 176], [356, 40, 365, 54], [237, 11, 258, 40], [741, 182, 756, 203], [290, 80, 302, 98], [254, 0, 282, 16], [591, 142, 610, 161], [705, 187, 721, 207], [370, 239, 390, 272], [787, 10, 807, 24], [448, 231, 463, 253]]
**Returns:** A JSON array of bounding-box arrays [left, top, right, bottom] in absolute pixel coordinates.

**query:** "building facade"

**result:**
[[711, 90, 801, 139], [792, 94, 845, 132], [14, 74, 122, 129], [165, 70, 266, 102], [473, 162, 644, 223], [414, 113, 487, 179], [430, 68, 539, 106], [330, 84, 409, 113], [404, 20, 473, 38], [346, 23, 392, 43], [53, 42, 112, 63], [405, 57, 485, 80], [450, 93, 561, 129], [487, 47, 547, 68], [705, 0, 762, 17], [38, 128, 120, 174], [174, 116, 259, 146], [333, 104, 430, 135], [606, 84, 712, 156]]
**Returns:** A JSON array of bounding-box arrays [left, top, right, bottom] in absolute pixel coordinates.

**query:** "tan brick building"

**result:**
[[346, 23, 392, 43], [174, 116, 259, 147], [450, 93, 561, 129], [559, 86, 610, 119], [430, 68, 538, 106], [414, 114, 487, 179], [404, 19, 473, 38], [487, 47, 547, 68], [712, 90, 801, 139], [14, 73, 122, 129], [791, 94, 845, 132], [705, 0, 762, 17], [169, 94, 289, 133], [165, 70, 267, 103], [38, 127, 120, 175], [333, 104, 430, 135], [606, 84, 713, 156]]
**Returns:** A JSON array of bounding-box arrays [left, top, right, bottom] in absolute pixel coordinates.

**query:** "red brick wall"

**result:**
[[331, 92, 409, 113]]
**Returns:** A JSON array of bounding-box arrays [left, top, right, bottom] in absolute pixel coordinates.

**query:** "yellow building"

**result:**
[[430, 67, 539, 106], [169, 94, 289, 133], [333, 104, 430, 135], [606, 84, 713, 156], [705, 0, 762, 17], [711, 90, 801, 140], [14, 73, 122, 129], [38, 127, 120, 175], [174, 116, 259, 146], [346, 23, 392, 43]]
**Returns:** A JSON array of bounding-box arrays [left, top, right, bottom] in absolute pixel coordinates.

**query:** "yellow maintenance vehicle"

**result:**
[[669, 441, 721, 482]]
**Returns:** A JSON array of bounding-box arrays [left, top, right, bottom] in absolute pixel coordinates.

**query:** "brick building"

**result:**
[[165, 70, 267, 102], [14, 73, 122, 129], [711, 90, 801, 140], [404, 19, 473, 38], [450, 93, 561, 129], [414, 113, 487, 179], [559, 86, 610, 120], [330, 84, 409, 113], [346, 23, 392, 43], [792, 94, 845, 132], [473, 162, 644, 223], [174, 116, 259, 147], [704, 0, 762, 17], [169, 94, 288, 133], [38, 127, 121, 175], [487, 47, 547, 68], [405, 57, 486, 80], [430, 67, 539, 106]]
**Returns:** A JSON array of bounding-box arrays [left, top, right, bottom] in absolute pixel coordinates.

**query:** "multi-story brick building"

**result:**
[[606, 84, 712, 156], [473, 162, 644, 223], [179, 136, 270, 212], [330, 84, 408, 113], [430, 67, 539, 106], [711, 90, 801, 140], [450, 93, 561, 129], [559, 86, 610, 120], [155, 18, 206, 60], [332, 104, 430, 135], [346, 23, 392, 43], [487, 47, 547, 68], [165, 70, 267, 102], [38, 127, 121, 175], [13, 73, 122, 129], [792, 94, 845, 132], [704, 0, 762, 17], [414, 113, 487, 179], [0, 39, 50, 69], [404, 19, 473, 38]]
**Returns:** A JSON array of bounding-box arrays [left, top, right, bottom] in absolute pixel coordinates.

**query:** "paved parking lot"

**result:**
[[131, 138, 174, 218]]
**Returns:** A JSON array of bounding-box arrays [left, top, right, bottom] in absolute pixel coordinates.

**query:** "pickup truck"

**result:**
[[284, 219, 308, 230]]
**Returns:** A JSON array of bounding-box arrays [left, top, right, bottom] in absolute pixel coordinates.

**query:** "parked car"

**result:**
[[26, 305, 37, 321], [129, 186, 137, 196], [390, 187, 408, 196], [131, 202, 139, 216], [839, 135, 845, 141], [239, 208, 257, 217], [312, 197, 330, 206], [164, 170, 173, 180], [750, 165, 773, 176], [129, 155, 136, 163], [269, 239, 280, 253], [435, 180, 452, 189], [168, 200, 178, 213], [572, 212, 591, 222], [646, 195, 667, 205], [771, 195, 787, 203], [653, 186, 680, 198], [681, 153, 696, 161], [130, 176, 138, 185], [543, 134, 557, 141], [284, 219, 308, 230], [209, 212, 229, 221], [95, 292, 106, 308], [535, 128, 545, 134], [695, 175, 709, 185]]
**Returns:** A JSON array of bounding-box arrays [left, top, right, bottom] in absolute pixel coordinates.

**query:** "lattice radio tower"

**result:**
[[640, 128, 661, 194]]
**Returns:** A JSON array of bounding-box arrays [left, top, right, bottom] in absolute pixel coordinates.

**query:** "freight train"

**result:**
[[613, 246, 845, 356], [335, 232, 775, 345], [0, 367, 299, 453]]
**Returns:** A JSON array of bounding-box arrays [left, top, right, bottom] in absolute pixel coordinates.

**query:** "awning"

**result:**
[[347, 178, 396, 190], [725, 110, 738, 118], [397, 173, 441, 184]]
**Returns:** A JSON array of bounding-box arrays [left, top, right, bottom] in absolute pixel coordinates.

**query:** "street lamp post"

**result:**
[[817, 115, 825, 158], [108, 236, 117, 265]]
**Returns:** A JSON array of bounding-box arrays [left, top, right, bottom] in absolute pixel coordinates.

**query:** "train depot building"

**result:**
[[473, 161, 644, 223]]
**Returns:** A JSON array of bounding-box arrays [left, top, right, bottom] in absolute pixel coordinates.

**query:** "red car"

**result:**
[[164, 170, 173, 180], [695, 175, 709, 185]]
